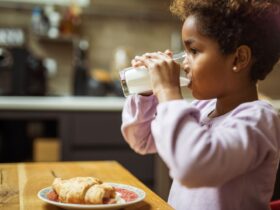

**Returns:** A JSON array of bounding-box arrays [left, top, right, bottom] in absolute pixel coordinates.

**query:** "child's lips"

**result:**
[[187, 80, 192, 88], [186, 75, 192, 87]]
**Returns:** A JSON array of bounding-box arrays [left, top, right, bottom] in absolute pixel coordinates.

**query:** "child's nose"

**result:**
[[183, 64, 191, 74], [182, 56, 191, 73]]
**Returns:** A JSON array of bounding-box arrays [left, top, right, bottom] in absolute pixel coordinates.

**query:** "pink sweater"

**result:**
[[121, 95, 280, 210]]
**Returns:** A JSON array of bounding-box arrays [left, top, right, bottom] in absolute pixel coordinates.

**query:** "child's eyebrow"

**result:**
[[184, 38, 196, 46]]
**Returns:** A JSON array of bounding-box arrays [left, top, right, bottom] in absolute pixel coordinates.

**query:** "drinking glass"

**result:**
[[119, 51, 190, 97]]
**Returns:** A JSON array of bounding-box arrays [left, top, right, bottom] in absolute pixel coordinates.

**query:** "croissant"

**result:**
[[51, 177, 116, 204]]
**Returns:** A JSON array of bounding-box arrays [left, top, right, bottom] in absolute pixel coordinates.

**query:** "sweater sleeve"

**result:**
[[121, 94, 158, 154], [152, 100, 280, 188]]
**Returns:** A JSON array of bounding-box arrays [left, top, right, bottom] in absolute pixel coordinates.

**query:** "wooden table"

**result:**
[[0, 161, 173, 210]]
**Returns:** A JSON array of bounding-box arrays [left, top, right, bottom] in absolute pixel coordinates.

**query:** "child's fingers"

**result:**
[[132, 50, 174, 69], [155, 51, 173, 61], [142, 58, 158, 70], [131, 59, 144, 67], [131, 55, 149, 67], [135, 51, 171, 61], [164, 49, 173, 57]]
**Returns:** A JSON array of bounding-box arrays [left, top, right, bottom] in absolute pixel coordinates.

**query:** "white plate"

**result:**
[[37, 182, 146, 210]]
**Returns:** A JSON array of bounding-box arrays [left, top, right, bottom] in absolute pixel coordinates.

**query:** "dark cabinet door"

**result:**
[[60, 111, 155, 187], [71, 112, 126, 146]]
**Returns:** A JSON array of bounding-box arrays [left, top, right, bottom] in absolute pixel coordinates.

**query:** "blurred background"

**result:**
[[0, 0, 185, 97], [0, 0, 279, 200]]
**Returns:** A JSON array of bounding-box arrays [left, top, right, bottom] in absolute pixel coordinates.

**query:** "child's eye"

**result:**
[[190, 48, 198, 55], [185, 47, 198, 56]]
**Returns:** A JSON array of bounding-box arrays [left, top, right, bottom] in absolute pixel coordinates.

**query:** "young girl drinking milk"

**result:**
[[121, 0, 280, 209]]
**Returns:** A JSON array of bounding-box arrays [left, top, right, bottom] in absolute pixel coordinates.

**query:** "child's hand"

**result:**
[[132, 50, 183, 102]]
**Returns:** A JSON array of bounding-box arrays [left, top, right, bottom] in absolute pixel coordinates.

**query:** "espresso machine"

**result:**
[[0, 28, 47, 162], [0, 28, 47, 96]]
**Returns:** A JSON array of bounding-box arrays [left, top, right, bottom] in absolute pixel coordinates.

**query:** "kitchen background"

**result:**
[[0, 0, 279, 97], [0, 0, 184, 97], [0, 0, 279, 200]]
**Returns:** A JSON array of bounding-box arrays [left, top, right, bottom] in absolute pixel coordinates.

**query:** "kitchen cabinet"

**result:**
[[0, 96, 167, 195], [59, 111, 155, 187]]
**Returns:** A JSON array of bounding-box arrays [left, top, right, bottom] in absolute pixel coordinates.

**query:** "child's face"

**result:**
[[182, 15, 235, 100]]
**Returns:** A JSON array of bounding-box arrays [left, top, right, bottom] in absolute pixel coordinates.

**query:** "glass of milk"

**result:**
[[119, 51, 191, 97]]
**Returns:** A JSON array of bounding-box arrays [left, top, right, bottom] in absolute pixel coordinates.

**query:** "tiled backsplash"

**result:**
[[0, 0, 279, 98]]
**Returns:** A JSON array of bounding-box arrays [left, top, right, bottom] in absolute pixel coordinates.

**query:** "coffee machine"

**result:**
[[0, 28, 46, 96]]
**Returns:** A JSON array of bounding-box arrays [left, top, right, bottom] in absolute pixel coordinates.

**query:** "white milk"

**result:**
[[121, 67, 190, 96], [119, 51, 191, 97], [125, 67, 152, 94]]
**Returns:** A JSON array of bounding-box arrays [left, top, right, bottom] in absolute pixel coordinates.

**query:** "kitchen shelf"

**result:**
[[32, 34, 79, 44]]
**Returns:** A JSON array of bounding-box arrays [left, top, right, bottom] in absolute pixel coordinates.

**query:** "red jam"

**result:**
[[115, 187, 138, 202], [47, 190, 58, 202]]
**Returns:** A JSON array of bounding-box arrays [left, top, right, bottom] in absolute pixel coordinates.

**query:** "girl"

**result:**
[[121, 0, 280, 209]]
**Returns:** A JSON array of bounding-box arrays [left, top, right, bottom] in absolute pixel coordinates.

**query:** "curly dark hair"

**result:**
[[170, 0, 280, 81]]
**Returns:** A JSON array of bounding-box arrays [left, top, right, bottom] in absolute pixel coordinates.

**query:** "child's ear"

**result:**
[[232, 45, 252, 72]]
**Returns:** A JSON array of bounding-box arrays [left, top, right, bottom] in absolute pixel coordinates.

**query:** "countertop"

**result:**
[[0, 96, 126, 111], [0, 96, 279, 111]]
